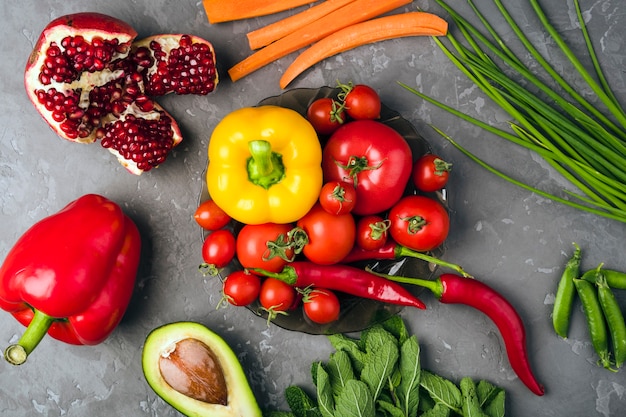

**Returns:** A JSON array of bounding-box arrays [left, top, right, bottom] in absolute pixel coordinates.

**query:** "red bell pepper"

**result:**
[[0, 194, 141, 365]]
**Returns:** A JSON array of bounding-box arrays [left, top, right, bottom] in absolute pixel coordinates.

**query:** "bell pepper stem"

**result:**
[[247, 140, 286, 189], [393, 245, 472, 277], [4, 309, 56, 365]]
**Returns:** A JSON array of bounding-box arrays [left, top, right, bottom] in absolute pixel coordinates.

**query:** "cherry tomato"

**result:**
[[318, 180, 357, 215], [296, 203, 356, 265], [389, 195, 449, 251], [306, 97, 346, 135], [356, 215, 390, 251], [259, 278, 296, 313], [201, 229, 236, 269], [412, 154, 452, 192], [236, 223, 294, 273], [222, 270, 261, 307], [323, 120, 412, 215], [341, 83, 381, 120], [303, 288, 341, 324], [194, 199, 231, 231]]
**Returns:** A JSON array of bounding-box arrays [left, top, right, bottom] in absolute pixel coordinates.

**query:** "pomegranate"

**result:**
[[24, 12, 219, 174]]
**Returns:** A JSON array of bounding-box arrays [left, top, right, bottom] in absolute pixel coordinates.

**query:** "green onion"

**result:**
[[400, 0, 626, 223]]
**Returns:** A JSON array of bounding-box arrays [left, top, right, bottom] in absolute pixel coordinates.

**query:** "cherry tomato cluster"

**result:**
[[306, 81, 381, 136], [195, 83, 453, 326]]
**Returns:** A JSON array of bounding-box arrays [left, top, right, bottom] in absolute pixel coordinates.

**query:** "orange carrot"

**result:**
[[280, 12, 448, 88], [228, 0, 412, 82], [247, 0, 357, 50], [203, 0, 316, 24]]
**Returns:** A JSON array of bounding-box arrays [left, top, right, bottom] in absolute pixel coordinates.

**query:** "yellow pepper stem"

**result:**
[[247, 140, 286, 189]]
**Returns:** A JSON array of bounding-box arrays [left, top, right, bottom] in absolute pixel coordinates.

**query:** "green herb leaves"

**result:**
[[401, 0, 626, 223], [265, 316, 506, 416]]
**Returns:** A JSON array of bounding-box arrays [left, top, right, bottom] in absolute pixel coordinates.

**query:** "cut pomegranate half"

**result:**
[[24, 12, 218, 175]]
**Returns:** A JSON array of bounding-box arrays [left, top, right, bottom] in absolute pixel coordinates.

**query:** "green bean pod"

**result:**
[[552, 243, 581, 338], [595, 271, 626, 368], [582, 268, 626, 290], [573, 278, 612, 370]]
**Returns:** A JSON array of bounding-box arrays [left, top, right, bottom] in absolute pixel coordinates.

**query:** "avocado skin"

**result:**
[[142, 321, 262, 417]]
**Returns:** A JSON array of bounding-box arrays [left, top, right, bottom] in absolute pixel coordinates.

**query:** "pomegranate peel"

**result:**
[[24, 12, 218, 175]]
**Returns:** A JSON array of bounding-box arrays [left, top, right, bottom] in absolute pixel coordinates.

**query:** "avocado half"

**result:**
[[142, 321, 262, 417]]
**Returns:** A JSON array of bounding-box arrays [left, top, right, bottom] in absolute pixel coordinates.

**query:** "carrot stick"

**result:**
[[247, 0, 357, 50], [203, 0, 316, 24], [228, 0, 412, 82], [280, 12, 448, 88]]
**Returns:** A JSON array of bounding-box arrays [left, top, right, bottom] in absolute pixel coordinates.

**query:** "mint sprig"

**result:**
[[264, 316, 506, 416]]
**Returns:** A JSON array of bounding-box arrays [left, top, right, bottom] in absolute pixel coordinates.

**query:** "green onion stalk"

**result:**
[[400, 0, 626, 223]]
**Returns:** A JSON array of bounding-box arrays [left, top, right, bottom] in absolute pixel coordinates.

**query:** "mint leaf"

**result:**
[[483, 389, 506, 417], [284, 386, 321, 417], [327, 350, 356, 395], [476, 380, 504, 412], [396, 335, 421, 417], [315, 362, 335, 417], [381, 315, 410, 344], [361, 327, 399, 399], [420, 370, 462, 411], [328, 333, 367, 374], [377, 399, 405, 417], [420, 402, 451, 417], [460, 377, 489, 417], [335, 380, 375, 417]]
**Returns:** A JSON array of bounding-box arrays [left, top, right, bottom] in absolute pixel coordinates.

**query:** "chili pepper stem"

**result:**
[[4, 309, 56, 365], [394, 245, 472, 277], [248, 266, 298, 285], [367, 268, 445, 298]]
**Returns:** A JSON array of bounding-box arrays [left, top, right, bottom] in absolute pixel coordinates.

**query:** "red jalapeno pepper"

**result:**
[[0, 194, 141, 365], [386, 272, 545, 396], [250, 261, 426, 309]]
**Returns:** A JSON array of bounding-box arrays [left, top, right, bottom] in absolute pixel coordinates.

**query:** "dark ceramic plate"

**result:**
[[201, 87, 448, 335]]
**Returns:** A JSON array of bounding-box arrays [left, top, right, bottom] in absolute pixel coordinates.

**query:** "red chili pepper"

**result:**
[[342, 240, 470, 277], [250, 261, 426, 309], [0, 194, 141, 365], [387, 272, 544, 396]]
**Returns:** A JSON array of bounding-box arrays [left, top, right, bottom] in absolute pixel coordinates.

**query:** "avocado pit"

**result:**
[[158, 338, 227, 405]]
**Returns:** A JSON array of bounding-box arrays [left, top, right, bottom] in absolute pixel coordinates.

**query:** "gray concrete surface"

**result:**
[[1, 1, 625, 416]]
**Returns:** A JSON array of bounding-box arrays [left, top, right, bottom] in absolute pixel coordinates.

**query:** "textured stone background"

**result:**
[[1, 1, 625, 416]]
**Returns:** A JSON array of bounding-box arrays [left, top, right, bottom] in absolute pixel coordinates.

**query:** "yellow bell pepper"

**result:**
[[207, 105, 323, 225]]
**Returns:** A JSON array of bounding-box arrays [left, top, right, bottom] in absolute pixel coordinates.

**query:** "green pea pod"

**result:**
[[582, 268, 626, 290], [595, 271, 626, 369], [573, 278, 613, 370], [552, 243, 581, 338]]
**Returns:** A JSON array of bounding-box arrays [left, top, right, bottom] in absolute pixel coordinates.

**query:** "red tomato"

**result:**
[[303, 288, 340, 324], [259, 278, 296, 313], [323, 120, 412, 216], [356, 215, 389, 251], [296, 203, 355, 265], [318, 180, 357, 215], [342, 84, 381, 120], [306, 97, 346, 135], [194, 199, 231, 231], [236, 223, 294, 273], [222, 270, 261, 306], [412, 154, 452, 192], [389, 195, 449, 251], [201, 229, 236, 269]]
